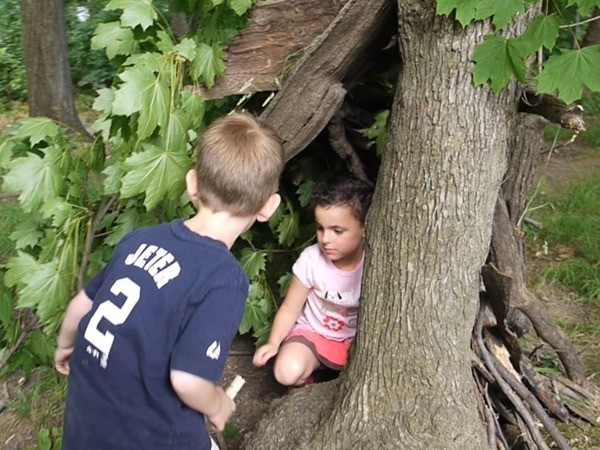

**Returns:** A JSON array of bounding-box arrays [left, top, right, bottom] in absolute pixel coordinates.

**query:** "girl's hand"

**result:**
[[252, 342, 279, 367], [54, 346, 74, 375]]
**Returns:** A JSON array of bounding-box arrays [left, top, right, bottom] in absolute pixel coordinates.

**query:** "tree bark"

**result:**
[[20, 0, 89, 136], [249, 2, 533, 448], [582, 8, 600, 47]]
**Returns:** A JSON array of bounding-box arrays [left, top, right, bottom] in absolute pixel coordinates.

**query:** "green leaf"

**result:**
[[173, 38, 197, 61], [17, 259, 70, 329], [120, 143, 192, 210], [537, 46, 600, 104], [105, 207, 142, 246], [363, 110, 389, 155], [0, 290, 14, 328], [164, 111, 189, 154], [182, 91, 205, 129], [137, 73, 170, 140], [112, 66, 157, 116], [472, 35, 528, 93], [0, 138, 15, 168], [15, 118, 61, 146], [5, 252, 37, 290], [239, 282, 272, 335], [240, 248, 266, 279], [567, 0, 600, 16], [436, 0, 479, 27], [519, 14, 560, 53], [105, 0, 157, 31], [40, 198, 73, 229], [276, 212, 299, 247], [103, 162, 125, 195], [156, 30, 174, 54], [10, 217, 43, 249], [277, 272, 292, 298], [93, 88, 115, 115], [3, 146, 64, 212], [296, 180, 315, 208], [124, 53, 167, 73], [91, 22, 138, 59], [228, 0, 252, 16], [27, 330, 54, 365], [192, 43, 226, 88], [474, 0, 526, 29]]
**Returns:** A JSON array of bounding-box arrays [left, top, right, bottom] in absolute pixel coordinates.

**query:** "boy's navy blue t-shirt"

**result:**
[[63, 219, 248, 450]]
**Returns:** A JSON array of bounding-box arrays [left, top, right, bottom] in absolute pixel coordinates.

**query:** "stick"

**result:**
[[215, 376, 247, 450]]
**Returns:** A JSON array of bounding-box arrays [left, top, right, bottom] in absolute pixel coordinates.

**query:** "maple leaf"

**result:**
[[537, 46, 600, 103], [120, 143, 192, 210], [91, 22, 138, 59], [472, 35, 528, 93], [105, 0, 157, 31]]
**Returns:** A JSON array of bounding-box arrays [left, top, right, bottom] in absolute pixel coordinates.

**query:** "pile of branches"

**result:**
[[472, 293, 599, 450]]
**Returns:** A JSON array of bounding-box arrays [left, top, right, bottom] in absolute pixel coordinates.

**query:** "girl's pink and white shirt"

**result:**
[[292, 244, 364, 342]]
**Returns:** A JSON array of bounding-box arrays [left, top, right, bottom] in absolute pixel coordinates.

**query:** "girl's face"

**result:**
[[315, 205, 365, 270]]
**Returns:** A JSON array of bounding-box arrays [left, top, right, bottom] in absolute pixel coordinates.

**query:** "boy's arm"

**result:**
[[170, 370, 235, 432], [54, 290, 93, 375], [253, 275, 310, 366]]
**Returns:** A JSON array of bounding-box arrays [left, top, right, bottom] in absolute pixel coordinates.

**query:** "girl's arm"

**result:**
[[252, 275, 310, 366]]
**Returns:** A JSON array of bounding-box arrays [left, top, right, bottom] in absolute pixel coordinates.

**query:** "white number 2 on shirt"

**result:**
[[84, 277, 140, 360]]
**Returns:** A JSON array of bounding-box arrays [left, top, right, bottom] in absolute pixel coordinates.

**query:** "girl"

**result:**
[[253, 177, 373, 386]]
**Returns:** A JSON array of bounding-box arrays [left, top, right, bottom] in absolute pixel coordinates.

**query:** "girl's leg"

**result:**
[[273, 342, 320, 386]]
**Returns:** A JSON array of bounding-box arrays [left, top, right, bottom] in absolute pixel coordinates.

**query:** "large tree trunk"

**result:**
[[20, 0, 89, 136], [247, 2, 532, 448]]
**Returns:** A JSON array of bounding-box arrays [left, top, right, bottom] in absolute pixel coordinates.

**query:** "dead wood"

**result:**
[[259, 0, 393, 161], [327, 113, 373, 184], [475, 301, 554, 450], [487, 198, 586, 384], [519, 88, 586, 132], [520, 358, 570, 422], [198, 0, 348, 100]]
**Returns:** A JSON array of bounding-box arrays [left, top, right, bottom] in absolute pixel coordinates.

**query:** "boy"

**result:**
[[54, 113, 284, 449]]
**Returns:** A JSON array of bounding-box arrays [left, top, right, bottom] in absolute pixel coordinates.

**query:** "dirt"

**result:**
[[0, 146, 598, 450]]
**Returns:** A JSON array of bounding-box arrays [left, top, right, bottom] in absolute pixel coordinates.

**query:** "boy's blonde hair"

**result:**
[[195, 113, 284, 216]]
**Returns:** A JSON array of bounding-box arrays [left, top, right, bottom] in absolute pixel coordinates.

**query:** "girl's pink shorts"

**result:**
[[282, 328, 352, 370]]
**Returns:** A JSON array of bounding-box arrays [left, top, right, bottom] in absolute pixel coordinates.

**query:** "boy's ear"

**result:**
[[185, 170, 199, 201], [256, 194, 281, 223]]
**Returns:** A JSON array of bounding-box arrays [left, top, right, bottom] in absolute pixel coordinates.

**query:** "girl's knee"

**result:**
[[273, 355, 309, 386]]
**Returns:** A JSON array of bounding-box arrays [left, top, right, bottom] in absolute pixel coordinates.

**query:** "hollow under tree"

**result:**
[[199, 0, 596, 448]]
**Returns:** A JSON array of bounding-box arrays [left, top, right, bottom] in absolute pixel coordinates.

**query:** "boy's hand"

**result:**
[[54, 346, 74, 375], [206, 387, 235, 432], [252, 342, 279, 367]]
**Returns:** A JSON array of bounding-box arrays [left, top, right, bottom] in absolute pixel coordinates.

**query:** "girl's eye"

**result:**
[[334, 229, 344, 235]]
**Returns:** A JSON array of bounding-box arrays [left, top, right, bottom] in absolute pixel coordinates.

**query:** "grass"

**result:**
[[528, 175, 600, 303]]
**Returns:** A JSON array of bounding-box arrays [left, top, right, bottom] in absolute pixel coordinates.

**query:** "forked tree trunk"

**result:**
[[20, 0, 89, 136], [247, 2, 532, 448]]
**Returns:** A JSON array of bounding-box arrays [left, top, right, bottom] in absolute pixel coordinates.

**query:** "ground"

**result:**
[[0, 144, 598, 450]]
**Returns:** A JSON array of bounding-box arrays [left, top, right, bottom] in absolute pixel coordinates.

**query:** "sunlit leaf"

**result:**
[[93, 88, 115, 114], [40, 198, 74, 229], [228, 0, 252, 16], [120, 143, 192, 210], [14, 117, 61, 146], [192, 43, 226, 88], [174, 38, 197, 61], [106, 0, 157, 31], [91, 22, 138, 59], [3, 146, 64, 212], [9, 217, 43, 249], [537, 46, 600, 104]]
